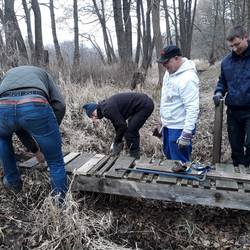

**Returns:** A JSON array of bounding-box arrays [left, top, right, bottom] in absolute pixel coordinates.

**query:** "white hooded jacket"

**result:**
[[160, 57, 199, 133]]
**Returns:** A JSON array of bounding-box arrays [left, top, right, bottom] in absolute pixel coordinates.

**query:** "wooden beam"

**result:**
[[74, 176, 250, 211], [212, 100, 224, 165]]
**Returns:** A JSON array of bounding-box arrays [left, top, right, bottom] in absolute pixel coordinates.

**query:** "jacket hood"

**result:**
[[170, 58, 197, 76]]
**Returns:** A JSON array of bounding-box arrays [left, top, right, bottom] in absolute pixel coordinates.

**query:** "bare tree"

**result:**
[[4, 0, 28, 67], [22, 0, 34, 54], [31, 0, 45, 66], [209, 0, 220, 65], [162, 0, 173, 45], [247, 0, 250, 32], [50, 0, 64, 68], [152, 0, 164, 85], [112, 0, 133, 64], [73, 0, 80, 67], [134, 0, 142, 65], [172, 0, 179, 46], [92, 0, 117, 64], [178, 0, 198, 58], [141, 0, 154, 71]]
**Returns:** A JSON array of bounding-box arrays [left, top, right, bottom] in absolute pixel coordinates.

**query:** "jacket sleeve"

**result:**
[[47, 73, 66, 125], [215, 62, 228, 96], [179, 76, 199, 133], [104, 106, 127, 143]]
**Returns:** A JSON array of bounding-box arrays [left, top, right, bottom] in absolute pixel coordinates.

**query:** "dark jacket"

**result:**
[[0, 65, 66, 124], [97, 92, 153, 143], [215, 42, 250, 109]]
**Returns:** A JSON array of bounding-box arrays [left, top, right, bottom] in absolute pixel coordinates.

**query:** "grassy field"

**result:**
[[0, 62, 250, 249]]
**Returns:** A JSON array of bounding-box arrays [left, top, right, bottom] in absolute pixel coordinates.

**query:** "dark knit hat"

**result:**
[[157, 45, 182, 63], [83, 102, 97, 118]]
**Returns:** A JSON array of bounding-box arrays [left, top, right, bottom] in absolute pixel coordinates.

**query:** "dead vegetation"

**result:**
[[1, 62, 250, 250]]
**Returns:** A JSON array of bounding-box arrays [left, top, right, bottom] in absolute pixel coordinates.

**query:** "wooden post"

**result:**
[[212, 100, 224, 165]]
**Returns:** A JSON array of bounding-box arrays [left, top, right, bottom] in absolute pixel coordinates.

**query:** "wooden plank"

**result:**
[[95, 156, 118, 177], [19, 152, 70, 169], [87, 155, 110, 175], [65, 153, 94, 173], [75, 154, 105, 175], [105, 155, 135, 179], [136, 162, 250, 183], [239, 166, 250, 192], [216, 163, 238, 191], [212, 100, 224, 164], [127, 157, 149, 181], [156, 160, 177, 184], [74, 175, 250, 211], [64, 152, 80, 164]]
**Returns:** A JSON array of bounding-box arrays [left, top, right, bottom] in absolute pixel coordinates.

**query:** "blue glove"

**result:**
[[176, 131, 192, 150], [213, 92, 223, 106]]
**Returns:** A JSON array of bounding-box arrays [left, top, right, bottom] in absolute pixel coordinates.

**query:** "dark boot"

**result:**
[[129, 150, 140, 159]]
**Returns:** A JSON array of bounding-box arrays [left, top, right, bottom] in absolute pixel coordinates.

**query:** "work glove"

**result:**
[[152, 127, 162, 138], [176, 131, 192, 150], [110, 141, 124, 156], [213, 92, 223, 106]]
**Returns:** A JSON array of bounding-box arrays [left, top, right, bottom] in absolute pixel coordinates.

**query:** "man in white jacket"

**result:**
[[157, 45, 199, 163]]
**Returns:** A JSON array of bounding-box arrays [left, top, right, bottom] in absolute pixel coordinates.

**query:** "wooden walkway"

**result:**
[[19, 152, 250, 211]]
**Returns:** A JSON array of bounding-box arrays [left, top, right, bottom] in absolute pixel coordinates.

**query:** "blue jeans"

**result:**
[[162, 127, 192, 163], [0, 98, 67, 196]]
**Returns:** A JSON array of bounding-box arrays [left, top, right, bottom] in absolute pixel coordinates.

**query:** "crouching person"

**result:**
[[83, 92, 154, 159], [0, 65, 67, 199]]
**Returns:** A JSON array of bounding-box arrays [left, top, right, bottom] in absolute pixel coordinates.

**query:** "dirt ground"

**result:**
[[1, 64, 250, 249]]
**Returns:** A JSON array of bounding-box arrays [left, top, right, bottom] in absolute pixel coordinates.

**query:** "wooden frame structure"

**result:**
[[19, 152, 250, 211]]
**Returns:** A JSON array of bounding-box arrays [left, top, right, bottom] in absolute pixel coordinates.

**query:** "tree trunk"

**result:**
[[247, 0, 250, 33], [31, 0, 45, 66], [135, 0, 142, 65], [112, 0, 132, 65], [152, 0, 164, 86], [178, 0, 197, 58], [73, 0, 80, 67], [209, 0, 219, 65], [162, 0, 172, 45], [22, 0, 34, 54], [50, 0, 64, 68], [123, 0, 133, 58], [92, 0, 117, 64], [141, 0, 153, 71], [172, 0, 179, 46]]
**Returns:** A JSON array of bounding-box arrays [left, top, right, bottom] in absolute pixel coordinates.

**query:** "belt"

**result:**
[[0, 97, 49, 105], [0, 90, 47, 99]]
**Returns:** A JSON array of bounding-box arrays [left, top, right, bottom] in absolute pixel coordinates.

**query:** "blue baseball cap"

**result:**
[[82, 102, 97, 118]]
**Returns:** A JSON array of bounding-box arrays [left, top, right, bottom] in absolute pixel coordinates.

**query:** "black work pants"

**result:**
[[125, 100, 154, 155], [227, 108, 250, 166]]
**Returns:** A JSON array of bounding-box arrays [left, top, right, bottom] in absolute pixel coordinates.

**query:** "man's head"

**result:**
[[157, 45, 183, 73], [83, 102, 98, 120], [227, 25, 248, 55]]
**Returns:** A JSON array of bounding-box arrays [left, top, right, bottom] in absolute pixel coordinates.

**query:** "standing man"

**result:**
[[83, 92, 154, 159], [157, 45, 199, 163], [213, 25, 250, 167], [0, 65, 67, 198]]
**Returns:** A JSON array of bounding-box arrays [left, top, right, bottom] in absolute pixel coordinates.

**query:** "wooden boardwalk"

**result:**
[[19, 152, 250, 211]]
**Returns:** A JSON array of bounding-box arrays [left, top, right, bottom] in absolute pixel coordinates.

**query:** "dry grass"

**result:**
[[1, 61, 246, 250]]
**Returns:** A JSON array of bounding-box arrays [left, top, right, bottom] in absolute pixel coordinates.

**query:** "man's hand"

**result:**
[[35, 150, 45, 163], [176, 131, 192, 150], [110, 142, 124, 156], [213, 92, 223, 106]]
